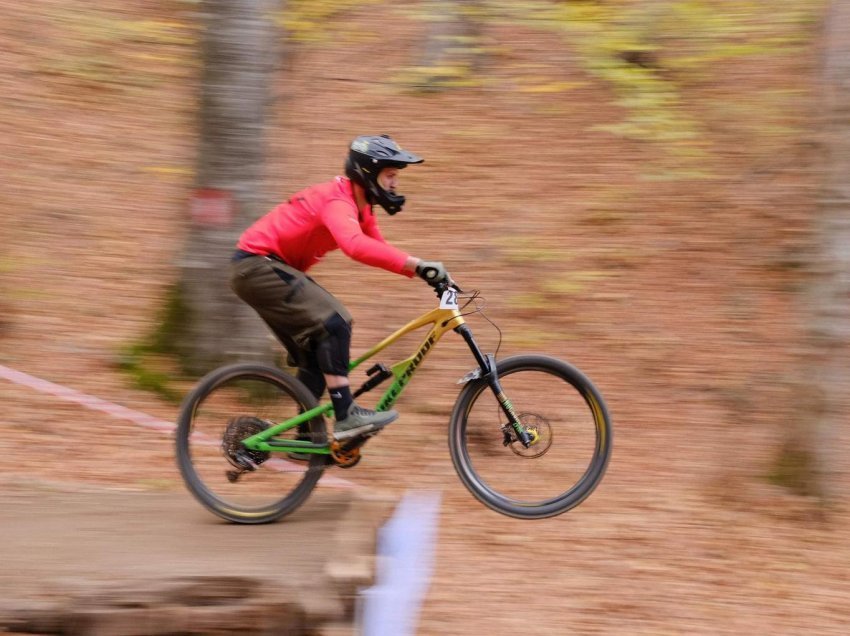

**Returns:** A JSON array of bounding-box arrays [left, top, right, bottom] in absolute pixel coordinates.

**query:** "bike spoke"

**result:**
[[177, 365, 327, 522], [450, 356, 611, 518]]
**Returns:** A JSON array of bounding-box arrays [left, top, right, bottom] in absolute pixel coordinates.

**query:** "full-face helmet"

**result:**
[[344, 135, 424, 215]]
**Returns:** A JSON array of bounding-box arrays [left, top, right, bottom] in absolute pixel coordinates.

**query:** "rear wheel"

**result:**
[[449, 355, 612, 519], [175, 363, 327, 524]]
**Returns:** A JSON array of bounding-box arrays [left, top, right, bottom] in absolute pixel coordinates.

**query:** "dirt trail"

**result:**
[[0, 484, 391, 634], [3, 2, 850, 635]]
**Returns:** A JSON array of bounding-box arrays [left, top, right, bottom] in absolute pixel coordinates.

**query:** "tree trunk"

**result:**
[[177, 0, 283, 374], [774, 1, 850, 501], [415, 0, 484, 89]]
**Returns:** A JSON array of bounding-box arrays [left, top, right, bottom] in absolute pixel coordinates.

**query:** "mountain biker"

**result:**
[[230, 134, 450, 443]]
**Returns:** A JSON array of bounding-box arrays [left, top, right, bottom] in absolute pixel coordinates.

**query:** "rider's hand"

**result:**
[[415, 260, 449, 286]]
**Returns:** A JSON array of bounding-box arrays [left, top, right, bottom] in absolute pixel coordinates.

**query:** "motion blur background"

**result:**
[[2, 1, 849, 634]]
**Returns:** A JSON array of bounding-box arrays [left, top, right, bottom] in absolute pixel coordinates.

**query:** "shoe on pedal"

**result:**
[[333, 404, 398, 441]]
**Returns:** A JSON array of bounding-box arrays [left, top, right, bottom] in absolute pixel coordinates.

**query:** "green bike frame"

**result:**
[[240, 304, 470, 455]]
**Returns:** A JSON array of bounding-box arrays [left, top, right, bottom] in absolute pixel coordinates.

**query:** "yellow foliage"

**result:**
[[542, 271, 614, 296], [473, 0, 827, 177], [518, 81, 586, 94], [278, 0, 383, 43], [143, 166, 194, 178]]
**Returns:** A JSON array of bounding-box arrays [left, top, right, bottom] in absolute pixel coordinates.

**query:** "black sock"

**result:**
[[329, 385, 354, 421]]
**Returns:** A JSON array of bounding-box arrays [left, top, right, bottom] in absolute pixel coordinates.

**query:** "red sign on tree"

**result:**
[[190, 189, 233, 226]]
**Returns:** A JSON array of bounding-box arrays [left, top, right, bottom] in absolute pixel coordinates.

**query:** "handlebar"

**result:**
[[431, 278, 462, 298]]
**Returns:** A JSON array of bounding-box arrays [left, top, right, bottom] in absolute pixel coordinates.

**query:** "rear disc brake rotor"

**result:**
[[222, 416, 271, 469], [509, 412, 552, 458]]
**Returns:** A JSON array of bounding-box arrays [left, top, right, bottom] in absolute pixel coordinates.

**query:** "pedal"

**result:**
[[340, 432, 374, 451]]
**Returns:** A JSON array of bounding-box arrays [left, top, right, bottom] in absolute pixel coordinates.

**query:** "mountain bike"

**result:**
[[175, 280, 612, 522]]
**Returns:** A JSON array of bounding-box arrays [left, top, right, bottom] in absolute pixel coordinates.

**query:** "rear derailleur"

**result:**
[[222, 416, 271, 483]]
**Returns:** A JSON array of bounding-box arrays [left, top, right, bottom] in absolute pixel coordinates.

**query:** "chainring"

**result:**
[[222, 416, 271, 470], [330, 442, 362, 468], [329, 433, 375, 468]]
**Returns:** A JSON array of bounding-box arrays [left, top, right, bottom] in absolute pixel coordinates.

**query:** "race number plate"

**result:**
[[440, 288, 459, 309]]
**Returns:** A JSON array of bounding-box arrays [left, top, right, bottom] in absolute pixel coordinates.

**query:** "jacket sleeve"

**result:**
[[319, 200, 414, 276], [362, 208, 386, 242]]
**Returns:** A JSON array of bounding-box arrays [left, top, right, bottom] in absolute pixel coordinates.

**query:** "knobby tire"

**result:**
[[175, 363, 327, 524], [448, 355, 612, 519]]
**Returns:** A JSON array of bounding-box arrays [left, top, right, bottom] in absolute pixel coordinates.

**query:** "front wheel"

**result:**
[[175, 363, 328, 524], [449, 355, 612, 519]]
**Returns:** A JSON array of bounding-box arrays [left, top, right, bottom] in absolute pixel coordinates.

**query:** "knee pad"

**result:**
[[315, 313, 352, 377], [296, 356, 326, 400]]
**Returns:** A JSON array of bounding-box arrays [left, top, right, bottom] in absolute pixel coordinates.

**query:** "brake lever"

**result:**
[[432, 279, 463, 298], [451, 280, 464, 294]]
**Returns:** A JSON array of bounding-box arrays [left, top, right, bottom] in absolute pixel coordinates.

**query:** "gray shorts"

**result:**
[[229, 254, 352, 372]]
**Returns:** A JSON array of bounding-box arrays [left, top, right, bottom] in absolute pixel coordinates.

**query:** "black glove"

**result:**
[[415, 260, 449, 286]]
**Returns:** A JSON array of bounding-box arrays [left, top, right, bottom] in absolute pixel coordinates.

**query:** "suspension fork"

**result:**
[[454, 324, 533, 447]]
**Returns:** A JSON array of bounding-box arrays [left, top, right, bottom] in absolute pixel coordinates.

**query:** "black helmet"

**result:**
[[344, 134, 423, 215]]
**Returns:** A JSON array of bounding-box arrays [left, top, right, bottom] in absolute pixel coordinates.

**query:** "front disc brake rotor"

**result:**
[[222, 416, 270, 470], [509, 412, 552, 458]]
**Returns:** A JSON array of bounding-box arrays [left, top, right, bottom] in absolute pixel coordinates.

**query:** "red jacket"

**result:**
[[237, 177, 412, 276]]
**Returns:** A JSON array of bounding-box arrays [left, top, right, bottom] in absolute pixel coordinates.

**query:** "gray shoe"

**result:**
[[333, 404, 398, 440]]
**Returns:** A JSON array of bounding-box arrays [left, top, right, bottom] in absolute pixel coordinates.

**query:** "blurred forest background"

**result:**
[[2, 0, 850, 633]]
